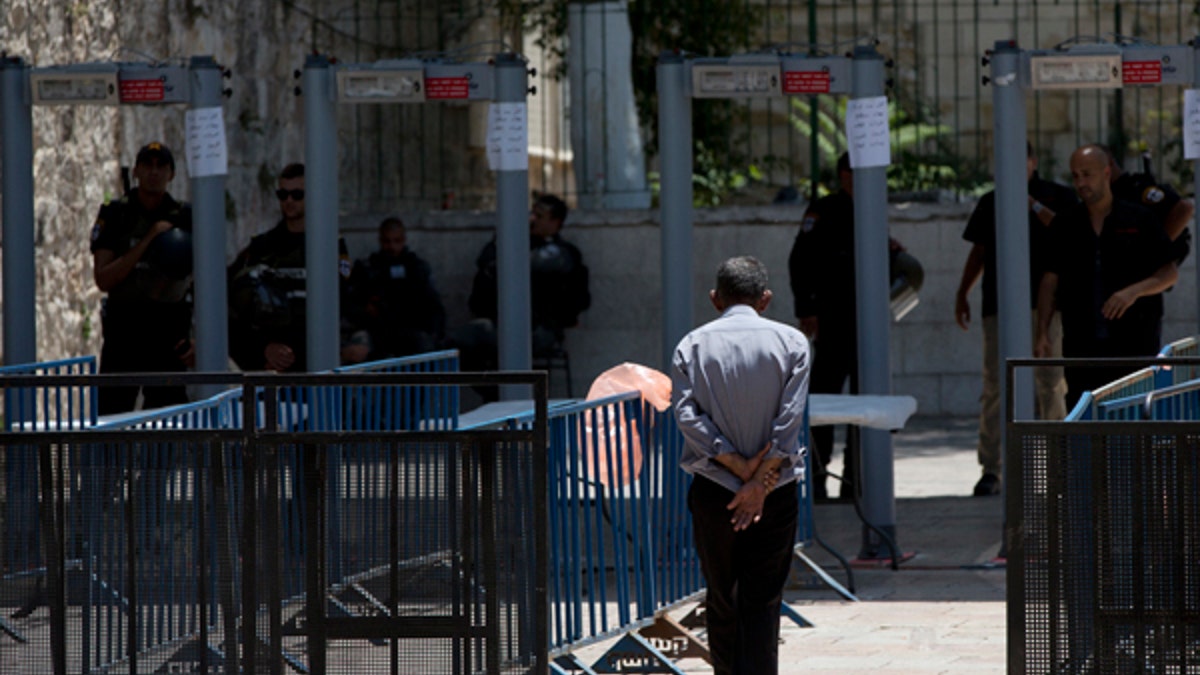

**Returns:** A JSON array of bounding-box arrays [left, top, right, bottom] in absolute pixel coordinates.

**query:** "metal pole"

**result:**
[[0, 56, 37, 365], [990, 41, 1034, 435], [302, 54, 340, 372], [493, 53, 532, 400], [1193, 37, 1200, 330], [807, 0, 819, 202], [188, 56, 229, 391], [849, 44, 898, 560], [656, 52, 694, 370]]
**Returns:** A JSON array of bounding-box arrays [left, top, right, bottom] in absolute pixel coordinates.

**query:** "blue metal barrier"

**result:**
[[1155, 336, 1200, 388], [2, 356, 99, 621], [1, 351, 459, 672], [32, 389, 244, 673], [1062, 335, 1200, 421], [0, 356, 98, 431], [258, 349, 461, 432], [497, 392, 824, 672], [5, 354, 817, 673], [483, 392, 691, 671], [331, 349, 460, 431], [1143, 378, 1200, 421], [93, 388, 243, 430]]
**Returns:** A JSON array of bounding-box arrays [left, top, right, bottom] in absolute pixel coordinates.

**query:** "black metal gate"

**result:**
[[0, 371, 548, 675], [1007, 358, 1200, 674]]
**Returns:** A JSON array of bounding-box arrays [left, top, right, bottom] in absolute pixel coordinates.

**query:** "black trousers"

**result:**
[[1063, 327, 1162, 409], [810, 331, 859, 493], [99, 303, 190, 415], [688, 475, 798, 675]]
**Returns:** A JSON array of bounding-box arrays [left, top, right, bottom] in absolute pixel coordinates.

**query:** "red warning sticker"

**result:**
[[783, 70, 831, 94], [1122, 61, 1162, 84], [119, 79, 165, 102], [425, 77, 470, 100]]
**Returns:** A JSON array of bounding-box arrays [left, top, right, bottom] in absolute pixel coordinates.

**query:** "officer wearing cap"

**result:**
[[1103, 145, 1195, 265], [90, 141, 194, 414]]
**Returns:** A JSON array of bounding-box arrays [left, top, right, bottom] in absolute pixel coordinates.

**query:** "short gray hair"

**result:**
[[715, 256, 768, 305]]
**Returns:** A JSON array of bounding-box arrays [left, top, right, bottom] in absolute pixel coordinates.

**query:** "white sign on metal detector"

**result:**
[[30, 67, 119, 105], [336, 61, 425, 103], [1029, 51, 1123, 90], [691, 58, 781, 98]]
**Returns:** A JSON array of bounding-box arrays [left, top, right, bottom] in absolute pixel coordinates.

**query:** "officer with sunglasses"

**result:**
[[228, 163, 354, 371]]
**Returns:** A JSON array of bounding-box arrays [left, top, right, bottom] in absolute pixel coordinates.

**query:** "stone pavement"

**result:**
[[574, 415, 1008, 674], [776, 415, 1007, 674]]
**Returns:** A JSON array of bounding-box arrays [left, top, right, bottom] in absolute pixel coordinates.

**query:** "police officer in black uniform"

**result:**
[[787, 153, 860, 502], [466, 193, 590, 354], [228, 163, 352, 371], [1104, 146, 1194, 264], [453, 193, 590, 398], [91, 142, 193, 414], [955, 141, 1076, 497], [1036, 144, 1179, 406], [346, 217, 446, 359]]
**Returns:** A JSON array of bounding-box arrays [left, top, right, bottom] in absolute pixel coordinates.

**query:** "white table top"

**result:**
[[808, 393, 918, 430]]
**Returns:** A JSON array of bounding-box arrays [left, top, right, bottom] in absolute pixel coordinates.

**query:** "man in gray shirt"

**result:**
[[671, 255, 810, 675]]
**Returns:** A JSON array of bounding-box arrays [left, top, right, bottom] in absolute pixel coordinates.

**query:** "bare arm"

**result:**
[[1102, 261, 1179, 320], [1164, 198, 1195, 242], [955, 244, 985, 330], [92, 220, 173, 292], [1028, 196, 1059, 227], [724, 446, 785, 531], [1035, 272, 1058, 357], [797, 316, 818, 340]]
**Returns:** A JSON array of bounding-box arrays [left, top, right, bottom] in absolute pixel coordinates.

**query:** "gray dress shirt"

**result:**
[[671, 303, 811, 493]]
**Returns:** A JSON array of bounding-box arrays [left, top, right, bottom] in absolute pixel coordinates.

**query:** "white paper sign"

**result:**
[[1184, 90, 1200, 160], [844, 96, 891, 169], [486, 102, 529, 172], [185, 107, 228, 177]]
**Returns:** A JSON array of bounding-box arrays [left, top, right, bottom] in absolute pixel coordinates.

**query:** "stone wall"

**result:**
[[0, 0, 496, 363]]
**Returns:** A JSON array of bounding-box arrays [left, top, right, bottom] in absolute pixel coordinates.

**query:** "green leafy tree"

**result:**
[[500, 0, 762, 205], [790, 94, 978, 197], [500, 1, 986, 203]]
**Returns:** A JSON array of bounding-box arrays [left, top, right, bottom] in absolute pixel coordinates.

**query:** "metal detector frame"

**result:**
[[656, 44, 901, 561], [300, 54, 532, 391], [0, 56, 229, 398]]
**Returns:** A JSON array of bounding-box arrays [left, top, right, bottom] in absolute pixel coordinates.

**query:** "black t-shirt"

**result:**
[[788, 190, 856, 334], [1112, 171, 1182, 226], [1046, 199, 1174, 356], [962, 173, 1078, 317], [1112, 170, 1190, 264]]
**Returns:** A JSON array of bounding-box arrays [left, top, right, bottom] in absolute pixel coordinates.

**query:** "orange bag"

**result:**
[[581, 363, 672, 486]]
